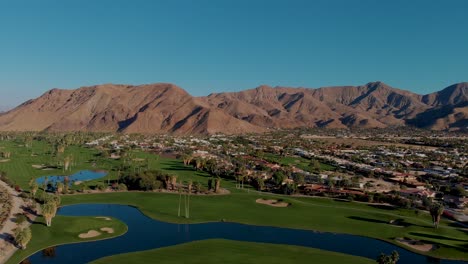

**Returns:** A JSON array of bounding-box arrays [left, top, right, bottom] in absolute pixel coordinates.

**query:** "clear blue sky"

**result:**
[[0, 0, 467, 108]]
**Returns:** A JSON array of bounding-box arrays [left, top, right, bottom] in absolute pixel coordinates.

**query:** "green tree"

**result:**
[[214, 177, 221, 193], [376, 251, 399, 264], [429, 203, 444, 228], [41, 202, 57, 227], [30, 182, 38, 198], [56, 182, 64, 194], [309, 159, 321, 172], [273, 171, 286, 186], [14, 227, 32, 249]]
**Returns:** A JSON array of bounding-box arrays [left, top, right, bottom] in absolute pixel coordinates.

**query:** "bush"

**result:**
[[95, 182, 107, 191], [15, 214, 27, 225], [118, 183, 128, 191], [18, 193, 29, 199]]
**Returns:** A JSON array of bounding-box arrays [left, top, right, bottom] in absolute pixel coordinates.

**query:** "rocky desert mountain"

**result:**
[[0, 82, 466, 134]]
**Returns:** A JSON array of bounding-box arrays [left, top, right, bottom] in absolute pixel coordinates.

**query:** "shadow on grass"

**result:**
[[32, 220, 47, 226], [409, 232, 468, 242], [165, 166, 195, 172], [347, 216, 389, 224], [333, 199, 351, 203], [448, 222, 468, 230], [367, 204, 397, 211]]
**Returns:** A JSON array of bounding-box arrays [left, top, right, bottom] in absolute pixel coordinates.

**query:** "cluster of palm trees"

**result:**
[[376, 250, 399, 264], [178, 179, 192, 218]]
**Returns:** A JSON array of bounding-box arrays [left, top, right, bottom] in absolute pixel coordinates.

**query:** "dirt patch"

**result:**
[[78, 230, 101, 239], [256, 198, 290, 207], [96, 217, 111, 221], [100, 227, 114, 234], [396, 238, 435, 252]]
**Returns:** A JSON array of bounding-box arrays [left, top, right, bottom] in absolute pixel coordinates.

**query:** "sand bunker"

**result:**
[[100, 227, 114, 234], [256, 198, 290, 207], [96, 216, 111, 221], [32, 164, 44, 169], [78, 230, 101, 238], [396, 238, 435, 252], [0, 159, 10, 163]]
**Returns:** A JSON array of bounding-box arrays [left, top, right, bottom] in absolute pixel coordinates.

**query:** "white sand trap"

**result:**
[[396, 238, 435, 252], [32, 164, 44, 169], [0, 159, 10, 163], [96, 216, 111, 221], [256, 198, 290, 207], [100, 227, 114, 234], [78, 230, 101, 238]]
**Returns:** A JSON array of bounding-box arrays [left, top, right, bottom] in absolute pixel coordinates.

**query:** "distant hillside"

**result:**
[[0, 82, 466, 134]]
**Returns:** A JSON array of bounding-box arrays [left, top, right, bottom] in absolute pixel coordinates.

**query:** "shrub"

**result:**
[[95, 182, 106, 191], [15, 214, 27, 225], [118, 183, 128, 191]]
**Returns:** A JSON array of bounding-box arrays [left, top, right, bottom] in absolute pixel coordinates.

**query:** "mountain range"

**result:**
[[0, 82, 466, 134]]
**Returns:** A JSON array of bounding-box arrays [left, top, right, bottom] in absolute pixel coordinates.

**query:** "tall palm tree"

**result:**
[[429, 203, 444, 228], [186, 180, 192, 218], [31, 182, 38, 198], [14, 227, 32, 249], [56, 182, 64, 194], [41, 202, 57, 227], [177, 181, 182, 217], [170, 175, 178, 190], [214, 177, 221, 193]]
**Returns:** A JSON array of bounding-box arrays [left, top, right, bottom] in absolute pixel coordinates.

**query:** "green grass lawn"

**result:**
[[0, 140, 112, 188], [91, 239, 375, 264], [6, 215, 127, 264], [0, 140, 219, 191], [264, 153, 335, 171]]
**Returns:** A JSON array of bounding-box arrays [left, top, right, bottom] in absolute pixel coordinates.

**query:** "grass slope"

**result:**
[[6, 216, 127, 264], [91, 239, 375, 264]]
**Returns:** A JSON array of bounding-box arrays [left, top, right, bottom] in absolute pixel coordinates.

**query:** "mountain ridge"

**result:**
[[0, 82, 466, 134]]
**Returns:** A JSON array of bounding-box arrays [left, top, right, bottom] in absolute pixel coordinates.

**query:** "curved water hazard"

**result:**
[[23, 204, 467, 264]]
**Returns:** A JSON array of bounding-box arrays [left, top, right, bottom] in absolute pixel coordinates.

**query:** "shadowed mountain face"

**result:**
[[0, 82, 466, 134]]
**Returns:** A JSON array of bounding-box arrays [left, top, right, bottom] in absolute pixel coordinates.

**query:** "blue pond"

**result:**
[[23, 204, 467, 264], [35, 170, 107, 186]]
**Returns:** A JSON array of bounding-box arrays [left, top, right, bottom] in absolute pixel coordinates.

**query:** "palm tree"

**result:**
[[376, 250, 399, 264], [41, 202, 57, 227], [170, 175, 178, 190], [177, 181, 182, 217], [64, 155, 72, 172], [429, 203, 444, 228], [56, 182, 64, 194], [186, 180, 192, 218], [214, 177, 221, 193], [30, 182, 38, 198], [14, 227, 32, 249]]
